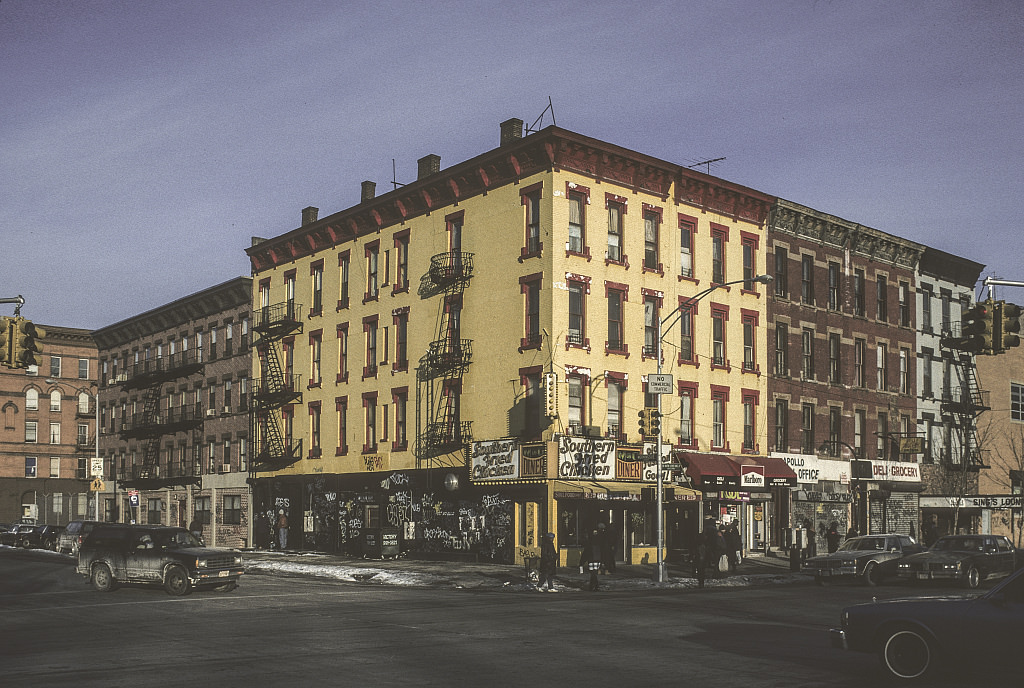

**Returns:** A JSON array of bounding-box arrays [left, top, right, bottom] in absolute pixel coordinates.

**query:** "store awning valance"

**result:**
[[679, 453, 740, 488]]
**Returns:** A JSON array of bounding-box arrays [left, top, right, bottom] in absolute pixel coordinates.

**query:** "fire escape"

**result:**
[[250, 300, 303, 474], [119, 349, 204, 488], [416, 250, 474, 461], [939, 316, 990, 473]]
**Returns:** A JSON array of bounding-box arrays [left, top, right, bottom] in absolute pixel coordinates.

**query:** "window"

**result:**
[[606, 380, 623, 440], [606, 197, 625, 263], [678, 305, 694, 363], [679, 215, 696, 279], [742, 314, 756, 372], [712, 390, 727, 449], [801, 254, 814, 305], [774, 399, 788, 452], [224, 495, 242, 525], [309, 402, 321, 457], [642, 207, 660, 271], [643, 296, 659, 358], [393, 389, 408, 449], [25, 456, 37, 478], [828, 262, 840, 310], [774, 247, 788, 298], [309, 331, 322, 387], [921, 286, 933, 332], [829, 407, 842, 453], [310, 261, 324, 317], [877, 412, 889, 459], [567, 376, 584, 434], [854, 338, 867, 387], [147, 498, 163, 525], [365, 243, 379, 302], [26, 388, 38, 411], [337, 323, 349, 383], [336, 397, 348, 455], [195, 496, 211, 526], [876, 275, 888, 322], [394, 309, 409, 371], [364, 317, 379, 378], [284, 271, 296, 316], [801, 329, 814, 380], [567, 189, 586, 254], [679, 386, 695, 446], [829, 333, 841, 384], [606, 286, 626, 353], [742, 395, 756, 452], [338, 251, 350, 309], [48, 456, 59, 478], [395, 232, 410, 292], [50, 390, 61, 411], [853, 268, 865, 316], [568, 280, 587, 347], [1011, 383, 1024, 422], [940, 290, 952, 333], [922, 349, 933, 397], [899, 348, 910, 394], [711, 229, 726, 284], [521, 274, 542, 349], [855, 410, 866, 457], [742, 235, 757, 290], [899, 282, 911, 327], [49, 422, 60, 444], [774, 323, 789, 376], [801, 404, 815, 454], [522, 187, 542, 256], [523, 370, 543, 441], [711, 309, 727, 367], [363, 394, 378, 452], [78, 358, 89, 379], [50, 356, 61, 378], [877, 343, 888, 391]]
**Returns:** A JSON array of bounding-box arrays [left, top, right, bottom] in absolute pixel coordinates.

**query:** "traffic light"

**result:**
[[543, 372, 557, 418], [960, 301, 994, 353], [0, 316, 12, 368], [9, 317, 45, 369], [995, 301, 1022, 353], [638, 407, 662, 437]]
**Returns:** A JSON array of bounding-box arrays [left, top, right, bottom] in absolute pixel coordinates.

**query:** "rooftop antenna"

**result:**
[[686, 156, 726, 174], [391, 159, 407, 190], [526, 96, 557, 134]]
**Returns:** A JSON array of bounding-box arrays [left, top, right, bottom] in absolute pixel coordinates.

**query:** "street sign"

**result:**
[[647, 373, 673, 394], [90, 478, 105, 492], [90, 457, 103, 477], [129, 492, 140, 508]]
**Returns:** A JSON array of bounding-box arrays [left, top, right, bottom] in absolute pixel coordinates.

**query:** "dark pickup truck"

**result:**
[[76, 524, 243, 596]]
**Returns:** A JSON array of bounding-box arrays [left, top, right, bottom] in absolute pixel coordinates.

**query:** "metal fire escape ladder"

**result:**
[[249, 301, 303, 475]]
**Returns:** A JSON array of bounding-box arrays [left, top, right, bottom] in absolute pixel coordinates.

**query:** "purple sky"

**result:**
[[3, 0, 1021, 329]]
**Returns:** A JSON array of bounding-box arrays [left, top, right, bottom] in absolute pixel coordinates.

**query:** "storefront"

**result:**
[[918, 494, 1023, 543], [775, 452, 853, 554]]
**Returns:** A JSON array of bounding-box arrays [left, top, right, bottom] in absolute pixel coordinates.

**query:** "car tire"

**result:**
[[963, 566, 980, 589], [880, 627, 936, 680], [42, 538, 55, 551], [164, 565, 193, 596], [862, 561, 882, 586], [91, 563, 117, 592]]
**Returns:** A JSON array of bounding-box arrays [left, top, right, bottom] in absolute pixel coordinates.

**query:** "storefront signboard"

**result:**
[[557, 434, 616, 480], [740, 465, 765, 489], [920, 495, 1023, 509], [773, 452, 850, 485], [471, 439, 520, 481], [870, 459, 921, 483]]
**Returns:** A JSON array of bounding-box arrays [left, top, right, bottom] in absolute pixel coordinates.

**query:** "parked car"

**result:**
[[896, 534, 1019, 589], [57, 520, 102, 557], [76, 524, 244, 596], [831, 565, 1024, 680], [19, 524, 65, 550], [803, 534, 923, 586], [0, 523, 37, 547]]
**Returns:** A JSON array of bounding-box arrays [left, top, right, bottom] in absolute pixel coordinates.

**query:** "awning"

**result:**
[[679, 453, 740, 488], [553, 480, 644, 501]]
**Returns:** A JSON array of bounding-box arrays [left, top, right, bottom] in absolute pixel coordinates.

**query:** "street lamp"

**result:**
[[46, 379, 101, 521], [652, 274, 773, 582]]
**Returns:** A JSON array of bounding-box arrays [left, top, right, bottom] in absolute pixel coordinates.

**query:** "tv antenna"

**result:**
[[686, 157, 726, 174], [526, 96, 557, 134], [391, 159, 407, 191]]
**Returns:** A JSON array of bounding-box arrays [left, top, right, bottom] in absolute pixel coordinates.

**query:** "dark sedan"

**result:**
[[803, 534, 922, 586], [831, 566, 1024, 680], [896, 534, 1019, 589], [18, 524, 65, 550]]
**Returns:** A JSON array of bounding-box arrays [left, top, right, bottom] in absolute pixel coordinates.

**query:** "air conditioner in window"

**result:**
[[219, 463, 230, 473], [223, 406, 231, 415], [205, 409, 216, 417]]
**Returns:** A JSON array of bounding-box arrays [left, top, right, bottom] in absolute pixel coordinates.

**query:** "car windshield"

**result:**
[[159, 531, 203, 549], [838, 537, 886, 552], [931, 537, 985, 552]]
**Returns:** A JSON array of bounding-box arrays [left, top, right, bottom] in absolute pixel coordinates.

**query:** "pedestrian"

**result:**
[[826, 522, 842, 553], [537, 532, 558, 592], [701, 518, 720, 580], [189, 517, 202, 543], [716, 524, 730, 575], [802, 518, 816, 560], [922, 514, 941, 547], [580, 528, 603, 591], [846, 525, 858, 540], [276, 510, 289, 550], [725, 522, 742, 573], [597, 522, 615, 574]]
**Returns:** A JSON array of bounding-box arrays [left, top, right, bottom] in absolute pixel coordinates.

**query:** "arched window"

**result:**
[[78, 393, 90, 415], [26, 388, 38, 411], [50, 390, 61, 411]]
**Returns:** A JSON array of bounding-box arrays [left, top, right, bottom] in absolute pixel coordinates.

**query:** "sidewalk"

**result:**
[[242, 548, 810, 592]]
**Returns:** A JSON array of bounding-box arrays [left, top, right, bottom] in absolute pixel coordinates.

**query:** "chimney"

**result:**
[[361, 180, 376, 203], [301, 206, 319, 226], [417, 154, 441, 180], [500, 118, 523, 146]]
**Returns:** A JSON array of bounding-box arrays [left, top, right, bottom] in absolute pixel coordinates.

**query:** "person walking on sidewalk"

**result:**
[[537, 532, 558, 592], [580, 528, 603, 591], [725, 521, 742, 573], [276, 510, 289, 550]]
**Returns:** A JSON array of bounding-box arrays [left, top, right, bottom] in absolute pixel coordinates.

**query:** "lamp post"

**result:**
[[653, 274, 773, 582], [818, 440, 869, 536], [47, 379, 100, 521]]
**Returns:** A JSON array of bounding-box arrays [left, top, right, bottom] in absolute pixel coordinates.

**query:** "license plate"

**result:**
[[218, 570, 230, 577], [820, 570, 832, 577], [915, 572, 929, 580]]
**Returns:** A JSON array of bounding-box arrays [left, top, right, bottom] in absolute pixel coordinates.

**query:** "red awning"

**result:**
[[679, 452, 740, 488]]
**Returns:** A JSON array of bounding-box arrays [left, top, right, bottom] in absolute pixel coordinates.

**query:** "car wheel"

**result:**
[[862, 561, 882, 586], [91, 563, 117, 592], [164, 565, 192, 596], [880, 627, 935, 680], [214, 581, 238, 592], [963, 566, 980, 589], [42, 538, 55, 551]]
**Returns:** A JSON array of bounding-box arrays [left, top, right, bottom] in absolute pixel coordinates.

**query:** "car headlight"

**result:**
[[196, 558, 208, 568], [898, 562, 909, 569], [841, 610, 850, 627], [233, 555, 243, 566]]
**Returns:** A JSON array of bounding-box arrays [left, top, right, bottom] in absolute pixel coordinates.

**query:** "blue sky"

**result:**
[[3, 0, 1021, 329]]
